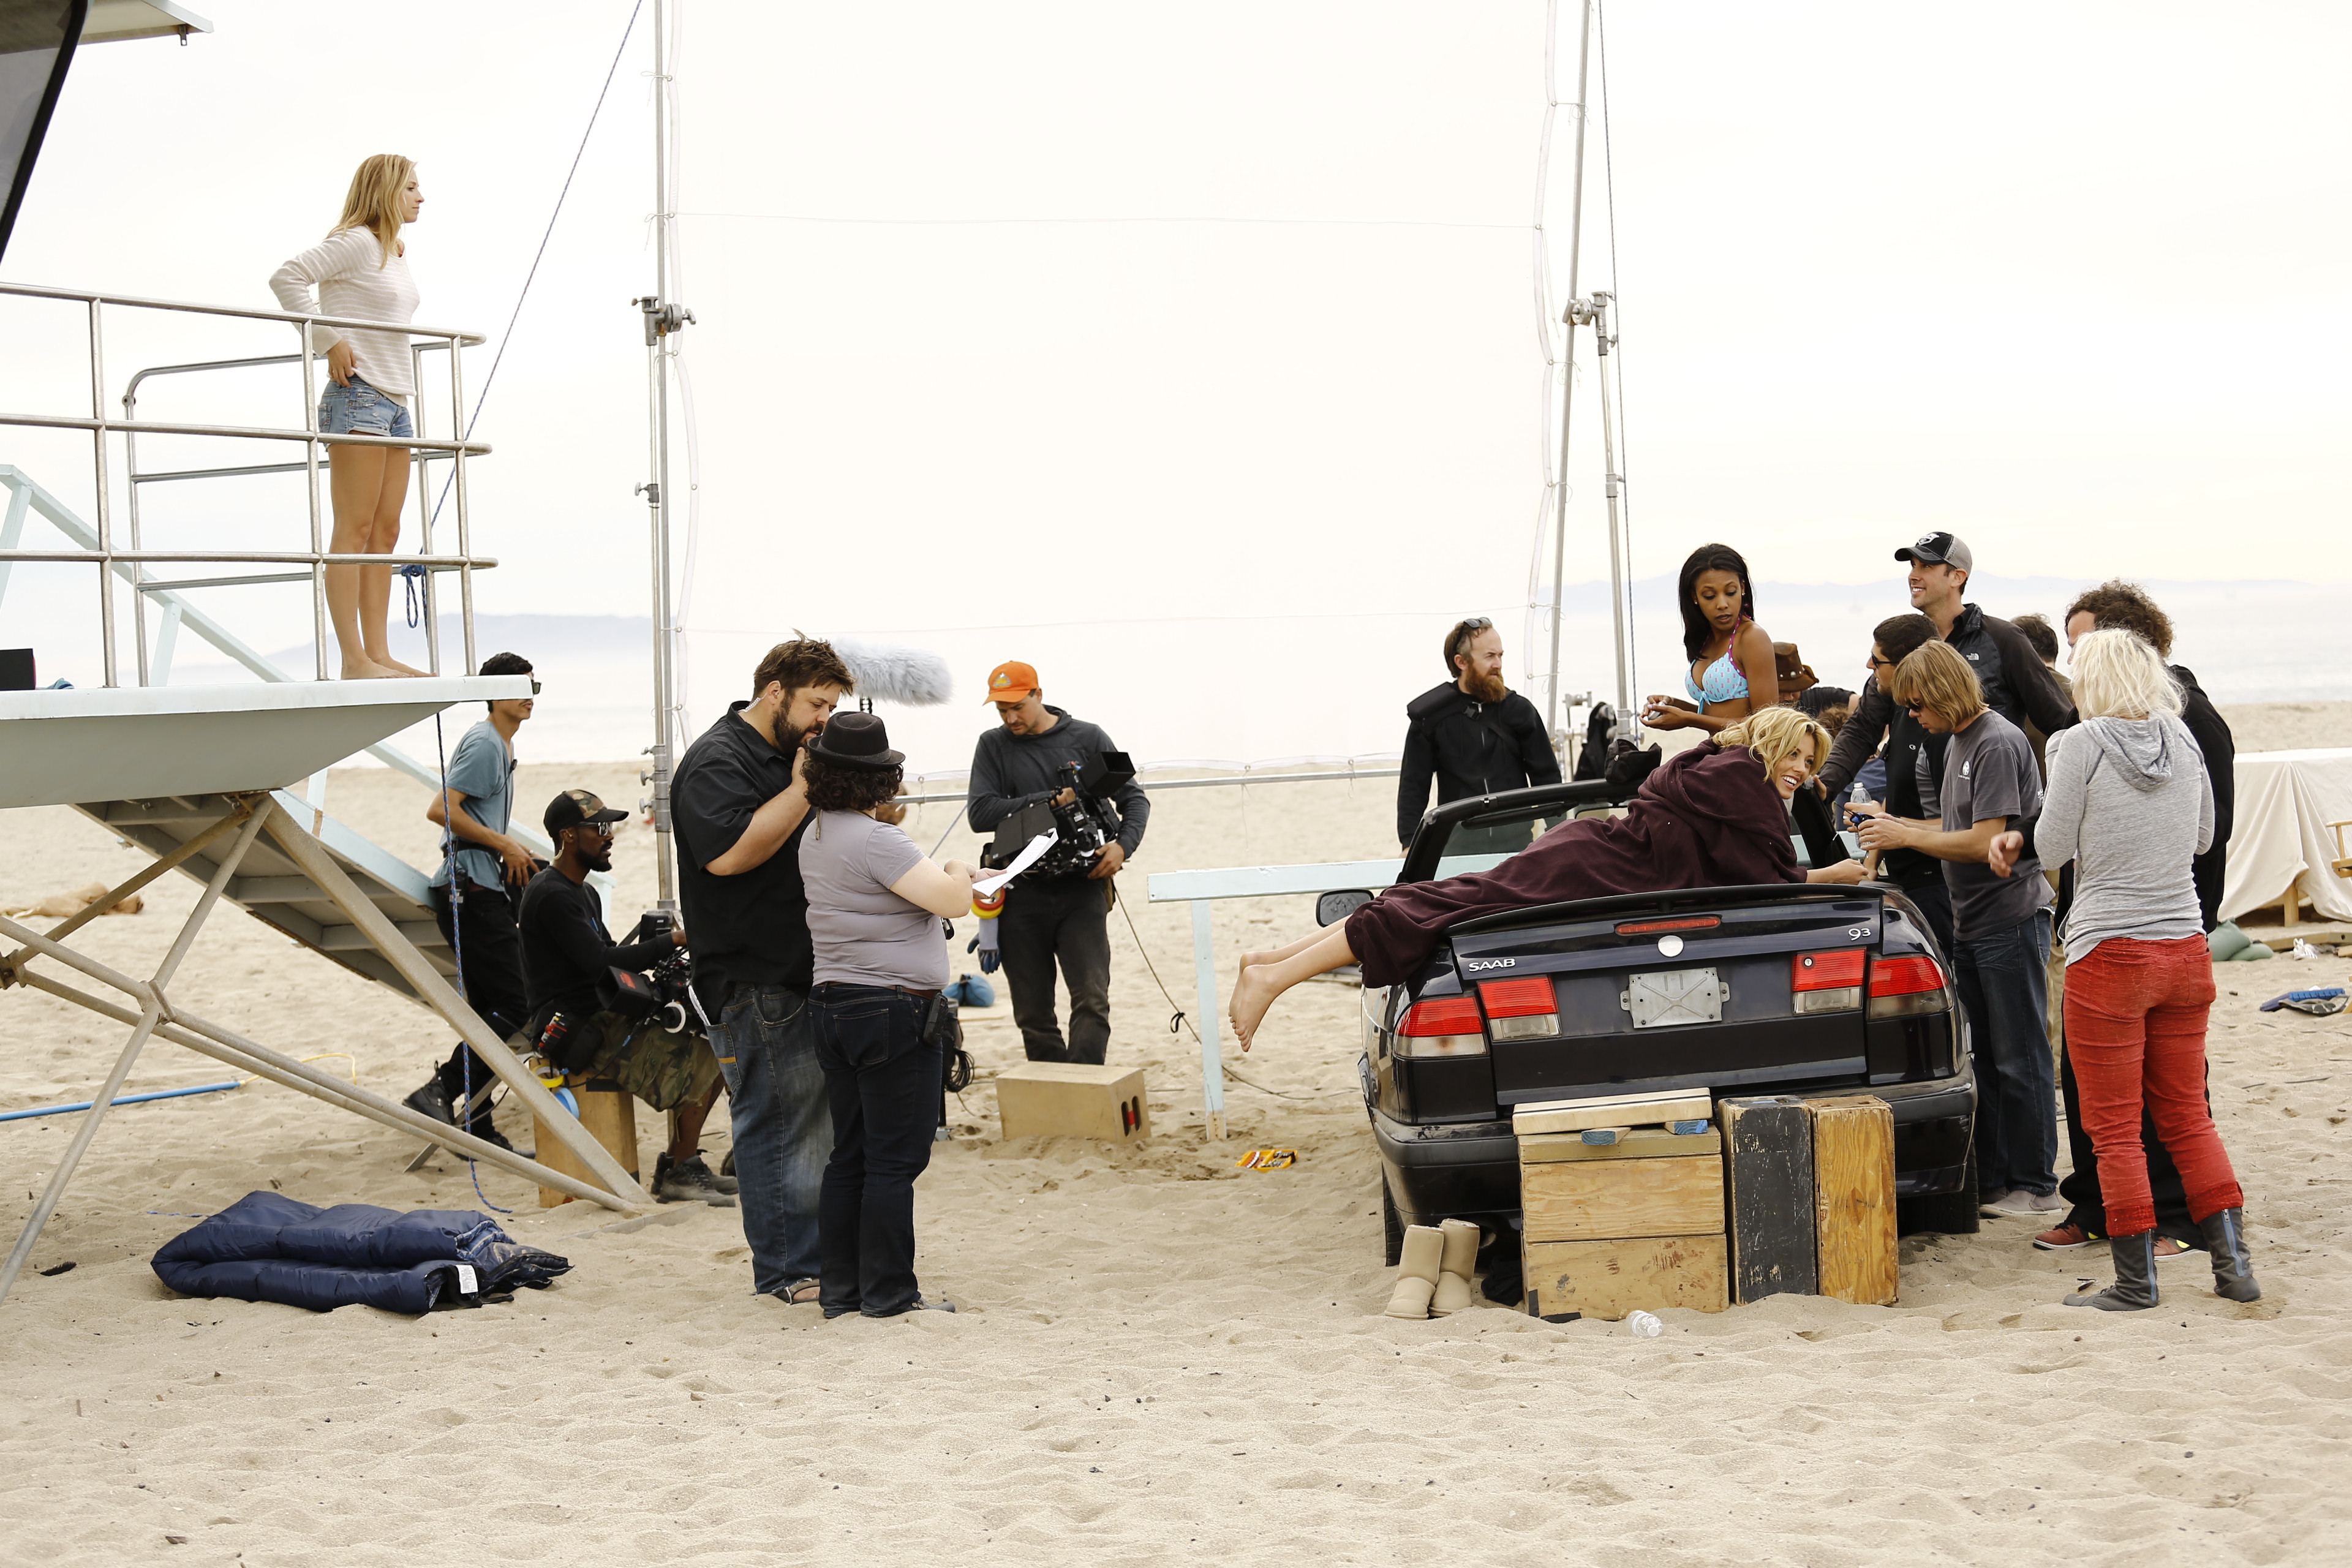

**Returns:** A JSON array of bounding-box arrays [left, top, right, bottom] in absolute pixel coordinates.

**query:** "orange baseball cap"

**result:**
[[984, 660, 1038, 704]]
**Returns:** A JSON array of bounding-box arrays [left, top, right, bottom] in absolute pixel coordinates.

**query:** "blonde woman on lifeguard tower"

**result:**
[[269, 154, 428, 680]]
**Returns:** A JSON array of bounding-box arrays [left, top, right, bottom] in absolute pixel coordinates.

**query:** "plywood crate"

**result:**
[[1521, 1152, 1723, 1243], [1518, 1125, 1721, 1164], [1511, 1089, 1712, 1137], [1523, 1235, 1728, 1320], [1719, 1095, 1818, 1303], [532, 1085, 640, 1208], [1806, 1095, 1898, 1305], [995, 1061, 1150, 1143]]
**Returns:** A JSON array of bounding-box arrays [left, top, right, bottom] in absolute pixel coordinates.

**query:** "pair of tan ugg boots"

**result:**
[[1384, 1218, 1479, 1319]]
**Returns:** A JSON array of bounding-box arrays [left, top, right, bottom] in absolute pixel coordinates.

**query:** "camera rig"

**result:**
[[987, 750, 1135, 883]]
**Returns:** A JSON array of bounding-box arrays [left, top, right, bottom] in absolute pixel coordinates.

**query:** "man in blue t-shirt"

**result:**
[[405, 650, 540, 1147]]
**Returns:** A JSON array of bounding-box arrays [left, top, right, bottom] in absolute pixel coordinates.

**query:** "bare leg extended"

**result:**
[[1230, 924, 1358, 1050], [1234, 926, 1331, 1005], [326, 445, 398, 679], [360, 448, 429, 676]]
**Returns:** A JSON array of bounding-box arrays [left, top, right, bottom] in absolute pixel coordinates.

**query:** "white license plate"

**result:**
[[1622, 967, 1728, 1029]]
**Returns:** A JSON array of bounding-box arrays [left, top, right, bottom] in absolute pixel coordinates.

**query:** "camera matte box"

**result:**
[[995, 1062, 1149, 1143]]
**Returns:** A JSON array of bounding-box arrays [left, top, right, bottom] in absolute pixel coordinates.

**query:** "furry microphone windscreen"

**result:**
[[834, 638, 955, 707]]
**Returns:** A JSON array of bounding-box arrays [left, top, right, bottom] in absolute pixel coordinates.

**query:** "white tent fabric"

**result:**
[[669, 2, 1608, 777], [2220, 750, 2352, 926]]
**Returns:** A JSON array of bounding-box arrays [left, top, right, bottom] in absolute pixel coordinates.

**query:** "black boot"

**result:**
[[2196, 1207, 2261, 1302], [2065, 1229, 2159, 1311]]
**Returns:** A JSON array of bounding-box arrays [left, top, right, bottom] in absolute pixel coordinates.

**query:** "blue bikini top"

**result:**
[[1685, 644, 1750, 705]]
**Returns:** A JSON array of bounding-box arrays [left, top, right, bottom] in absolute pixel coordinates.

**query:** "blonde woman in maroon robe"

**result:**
[[1229, 709, 1867, 1049]]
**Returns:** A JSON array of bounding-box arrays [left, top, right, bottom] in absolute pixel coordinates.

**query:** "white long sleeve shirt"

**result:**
[[268, 227, 420, 399]]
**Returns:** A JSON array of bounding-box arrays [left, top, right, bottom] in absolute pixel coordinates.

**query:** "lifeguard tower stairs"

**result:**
[[0, 282, 651, 1305]]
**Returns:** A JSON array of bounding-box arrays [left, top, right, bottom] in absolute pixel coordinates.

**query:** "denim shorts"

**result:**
[[317, 375, 413, 440]]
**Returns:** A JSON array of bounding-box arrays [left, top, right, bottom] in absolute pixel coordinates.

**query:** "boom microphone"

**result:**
[[834, 638, 954, 707]]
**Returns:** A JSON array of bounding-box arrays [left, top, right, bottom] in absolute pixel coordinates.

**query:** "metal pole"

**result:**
[[1593, 294, 1632, 720], [644, 0, 681, 913], [123, 377, 148, 686], [301, 322, 328, 680], [450, 331, 475, 676], [1544, 0, 1594, 738], [88, 300, 118, 688]]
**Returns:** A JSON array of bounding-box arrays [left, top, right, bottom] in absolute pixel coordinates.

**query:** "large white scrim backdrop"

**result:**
[[669, 2, 1600, 777]]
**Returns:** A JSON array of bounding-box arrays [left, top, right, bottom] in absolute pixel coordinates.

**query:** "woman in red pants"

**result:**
[[1996, 629, 2259, 1310]]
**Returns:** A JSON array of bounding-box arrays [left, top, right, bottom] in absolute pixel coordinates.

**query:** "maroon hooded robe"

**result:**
[[1346, 742, 1805, 988]]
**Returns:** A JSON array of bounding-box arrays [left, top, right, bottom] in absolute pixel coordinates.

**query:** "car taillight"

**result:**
[[1868, 953, 1950, 1019], [1396, 995, 1487, 1058], [1479, 976, 1559, 1040], [1790, 947, 1865, 1014], [1617, 915, 1721, 935]]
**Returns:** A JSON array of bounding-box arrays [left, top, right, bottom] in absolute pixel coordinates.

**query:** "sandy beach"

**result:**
[[2, 702, 2349, 1565]]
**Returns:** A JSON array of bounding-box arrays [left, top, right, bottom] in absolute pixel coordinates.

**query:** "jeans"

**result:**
[[1953, 907, 2057, 1196], [2064, 935, 2242, 1238], [317, 374, 415, 439], [1901, 879, 1956, 965], [429, 878, 529, 1126], [808, 985, 941, 1317], [998, 876, 1113, 1064], [712, 984, 829, 1296]]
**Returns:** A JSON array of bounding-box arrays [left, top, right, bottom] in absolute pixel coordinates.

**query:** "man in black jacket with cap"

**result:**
[[1397, 617, 1561, 851], [1820, 532, 2076, 802]]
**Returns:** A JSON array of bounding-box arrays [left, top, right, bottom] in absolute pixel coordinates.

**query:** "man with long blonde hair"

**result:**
[[269, 153, 426, 679], [1858, 640, 2059, 1221]]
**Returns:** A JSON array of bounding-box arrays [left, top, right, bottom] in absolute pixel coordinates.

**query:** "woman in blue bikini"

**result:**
[[1642, 543, 1780, 733]]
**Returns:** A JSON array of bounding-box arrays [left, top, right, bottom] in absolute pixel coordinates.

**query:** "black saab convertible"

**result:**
[[1332, 778, 1980, 1264]]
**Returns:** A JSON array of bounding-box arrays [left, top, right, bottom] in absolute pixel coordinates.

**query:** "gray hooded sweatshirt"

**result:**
[[2038, 715, 2215, 965]]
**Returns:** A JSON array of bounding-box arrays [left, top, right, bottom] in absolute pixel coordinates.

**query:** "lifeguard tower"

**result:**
[[0, 20, 655, 1297]]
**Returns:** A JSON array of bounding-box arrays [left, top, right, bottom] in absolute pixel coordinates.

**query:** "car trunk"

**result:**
[[1447, 891, 1885, 1104]]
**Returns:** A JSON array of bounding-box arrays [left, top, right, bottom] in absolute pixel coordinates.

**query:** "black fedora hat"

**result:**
[[805, 710, 904, 771]]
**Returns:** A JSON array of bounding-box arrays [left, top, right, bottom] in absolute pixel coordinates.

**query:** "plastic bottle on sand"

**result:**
[[1626, 1310, 1663, 1338]]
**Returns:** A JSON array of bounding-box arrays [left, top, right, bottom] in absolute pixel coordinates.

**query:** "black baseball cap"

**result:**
[[1894, 531, 1973, 573], [545, 788, 628, 837]]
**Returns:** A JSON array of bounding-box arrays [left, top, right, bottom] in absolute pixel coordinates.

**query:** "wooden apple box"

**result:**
[[533, 1083, 640, 1208], [995, 1062, 1150, 1143], [1518, 1123, 1728, 1320]]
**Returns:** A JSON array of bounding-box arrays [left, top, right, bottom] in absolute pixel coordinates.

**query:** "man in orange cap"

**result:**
[[965, 661, 1149, 1064]]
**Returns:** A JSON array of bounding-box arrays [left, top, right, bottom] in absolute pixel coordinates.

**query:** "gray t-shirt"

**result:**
[[799, 810, 946, 990], [1939, 709, 2051, 942], [429, 720, 514, 889]]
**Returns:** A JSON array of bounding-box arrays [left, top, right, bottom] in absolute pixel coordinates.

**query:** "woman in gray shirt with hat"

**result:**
[[799, 712, 987, 1317]]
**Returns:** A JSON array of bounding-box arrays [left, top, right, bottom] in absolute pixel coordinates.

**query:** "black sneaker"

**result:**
[[654, 1152, 737, 1207], [404, 1079, 456, 1127], [465, 1124, 518, 1156]]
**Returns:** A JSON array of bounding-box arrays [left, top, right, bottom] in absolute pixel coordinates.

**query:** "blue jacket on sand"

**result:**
[[151, 1189, 571, 1314]]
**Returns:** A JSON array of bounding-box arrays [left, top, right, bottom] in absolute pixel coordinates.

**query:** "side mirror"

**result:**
[[1316, 889, 1374, 927]]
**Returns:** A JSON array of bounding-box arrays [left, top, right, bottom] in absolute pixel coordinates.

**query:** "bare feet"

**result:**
[[340, 659, 402, 680], [374, 657, 434, 678], [1234, 949, 1275, 1009], [1229, 963, 1278, 1053]]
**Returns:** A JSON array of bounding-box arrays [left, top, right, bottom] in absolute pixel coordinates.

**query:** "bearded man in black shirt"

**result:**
[[517, 790, 732, 1205]]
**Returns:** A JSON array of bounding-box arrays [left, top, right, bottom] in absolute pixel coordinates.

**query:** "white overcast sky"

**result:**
[[2, 2, 2344, 763]]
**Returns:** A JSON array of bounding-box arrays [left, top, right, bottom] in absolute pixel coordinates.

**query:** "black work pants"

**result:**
[[998, 875, 1113, 1065], [429, 878, 529, 1118], [2057, 1040, 2199, 1245], [808, 984, 940, 1317]]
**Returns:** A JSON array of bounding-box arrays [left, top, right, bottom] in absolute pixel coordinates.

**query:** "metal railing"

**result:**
[[0, 280, 495, 686]]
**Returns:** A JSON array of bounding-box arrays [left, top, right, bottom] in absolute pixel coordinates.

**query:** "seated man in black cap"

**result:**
[[516, 788, 734, 1205]]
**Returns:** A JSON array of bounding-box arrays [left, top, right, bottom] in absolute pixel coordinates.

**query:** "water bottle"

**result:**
[[1847, 781, 1871, 828], [1625, 1309, 1664, 1338]]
